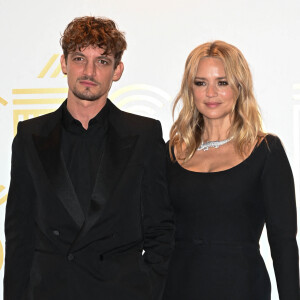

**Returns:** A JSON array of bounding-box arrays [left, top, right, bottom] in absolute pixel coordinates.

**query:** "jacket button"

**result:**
[[53, 230, 60, 236], [67, 254, 74, 261], [193, 238, 204, 245]]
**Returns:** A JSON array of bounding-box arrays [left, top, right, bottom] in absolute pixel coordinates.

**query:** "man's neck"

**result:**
[[66, 97, 107, 130]]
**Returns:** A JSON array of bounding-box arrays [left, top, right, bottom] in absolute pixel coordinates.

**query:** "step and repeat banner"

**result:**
[[0, 0, 300, 299]]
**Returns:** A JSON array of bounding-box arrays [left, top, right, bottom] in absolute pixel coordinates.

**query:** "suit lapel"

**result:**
[[79, 121, 139, 237], [33, 100, 138, 240], [33, 116, 85, 229]]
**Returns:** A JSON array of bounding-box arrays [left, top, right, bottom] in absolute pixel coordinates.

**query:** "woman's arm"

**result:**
[[261, 135, 300, 300]]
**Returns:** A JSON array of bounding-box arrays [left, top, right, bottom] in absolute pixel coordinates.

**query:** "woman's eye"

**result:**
[[194, 81, 205, 86], [218, 81, 228, 86]]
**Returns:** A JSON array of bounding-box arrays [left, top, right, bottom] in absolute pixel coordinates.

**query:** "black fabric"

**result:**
[[4, 99, 174, 300], [61, 101, 109, 215], [163, 135, 299, 300]]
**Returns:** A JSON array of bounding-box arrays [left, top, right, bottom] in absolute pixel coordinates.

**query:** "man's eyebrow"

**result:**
[[71, 52, 85, 56], [97, 55, 113, 62], [70, 52, 113, 63]]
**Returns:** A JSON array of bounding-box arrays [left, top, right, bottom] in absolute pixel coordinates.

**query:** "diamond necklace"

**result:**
[[197, 136, 233, 151]]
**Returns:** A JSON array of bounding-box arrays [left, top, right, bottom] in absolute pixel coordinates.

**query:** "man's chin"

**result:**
[[73, 91, 102, 102], [79, 97, 99, 102]]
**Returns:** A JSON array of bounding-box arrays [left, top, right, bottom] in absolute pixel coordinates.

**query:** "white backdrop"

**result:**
[[1, 0, 300, 299]]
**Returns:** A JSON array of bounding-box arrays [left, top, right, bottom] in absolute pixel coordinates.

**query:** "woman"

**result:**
[[163, 41, 299, 300]]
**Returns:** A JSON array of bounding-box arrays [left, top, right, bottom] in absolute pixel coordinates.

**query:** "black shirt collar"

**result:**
[[62, 99, 110, 135]]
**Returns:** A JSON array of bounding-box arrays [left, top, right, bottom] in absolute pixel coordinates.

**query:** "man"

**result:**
[[4, 16, 174, 300]]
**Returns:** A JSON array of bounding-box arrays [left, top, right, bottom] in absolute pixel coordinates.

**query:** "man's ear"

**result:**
[[113, 62, 124, 82], [60, 55, 67, 75]]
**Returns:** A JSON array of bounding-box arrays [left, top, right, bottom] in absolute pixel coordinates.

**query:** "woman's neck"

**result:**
[[202, 117, 232, 142]]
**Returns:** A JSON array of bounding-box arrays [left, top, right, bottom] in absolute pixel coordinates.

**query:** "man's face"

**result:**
[[61, 45, 123, 103]]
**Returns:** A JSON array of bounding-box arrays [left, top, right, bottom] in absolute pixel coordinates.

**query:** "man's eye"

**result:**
[[99, 59, 108, 65], [194, 81, 205, 86], [73, 57, 84, 61], [218, 81, 228, 86]]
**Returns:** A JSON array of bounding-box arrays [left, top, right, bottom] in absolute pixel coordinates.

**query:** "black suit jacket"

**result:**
[[4, 99, 174, 300]]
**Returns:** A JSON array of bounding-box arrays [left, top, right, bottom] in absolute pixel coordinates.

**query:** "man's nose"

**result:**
[[83, 60, 96, 76]]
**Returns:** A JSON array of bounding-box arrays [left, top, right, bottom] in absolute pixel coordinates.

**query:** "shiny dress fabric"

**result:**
[[163, 135, 300, 300]]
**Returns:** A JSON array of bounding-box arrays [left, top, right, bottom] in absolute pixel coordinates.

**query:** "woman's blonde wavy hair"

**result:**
[[169, 40, 265, 162]]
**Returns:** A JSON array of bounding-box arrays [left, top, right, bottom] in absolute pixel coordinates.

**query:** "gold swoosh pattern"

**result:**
[[0, 194, 7, 205], [0, 241, 3, 270], [51, 64, 62, 78], [0, 185, 7, 205], [38, 54, 60, 78], [12, 88, 68, 94], [0, 97, 8, 106], [13, 98, 65, 105], [13, 109, 56, 135]]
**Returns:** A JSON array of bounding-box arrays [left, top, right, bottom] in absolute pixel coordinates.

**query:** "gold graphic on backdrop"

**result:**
[[0, 185, 7, 205], [38, 54, 62, 78], [0, 240, 3, 271], [13, 88, 67, 95], [0, 97, 8, 106], [111, 84, 171, 117], [13, 88, 67, 135], [293, 83, 300, 100]]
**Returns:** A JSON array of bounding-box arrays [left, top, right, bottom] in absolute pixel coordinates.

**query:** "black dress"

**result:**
[[163, 135, 299, 300]]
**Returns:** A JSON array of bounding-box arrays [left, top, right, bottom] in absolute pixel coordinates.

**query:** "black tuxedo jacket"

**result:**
[[4, 100, 174, 300]]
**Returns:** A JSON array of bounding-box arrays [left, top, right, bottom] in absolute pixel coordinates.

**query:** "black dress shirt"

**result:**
[[61, 101, 109, 215]]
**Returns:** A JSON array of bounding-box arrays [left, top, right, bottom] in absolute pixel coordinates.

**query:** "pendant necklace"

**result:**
[[197, 136, 233, 151]]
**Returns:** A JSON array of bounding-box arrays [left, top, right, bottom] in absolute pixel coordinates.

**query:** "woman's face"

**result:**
[[192, 57, 236, 122]]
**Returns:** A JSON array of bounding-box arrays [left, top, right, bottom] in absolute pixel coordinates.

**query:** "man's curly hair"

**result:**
[[60, 16, 127, 68]]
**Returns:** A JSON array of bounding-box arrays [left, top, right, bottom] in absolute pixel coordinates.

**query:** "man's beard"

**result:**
[[72, 76, 102, 101], [72, 87, 102, 101]]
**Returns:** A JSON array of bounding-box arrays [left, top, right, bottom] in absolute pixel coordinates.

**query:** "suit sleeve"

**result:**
[[141, 120, 175, 300], [261, 136, 300, 300], [4, 124, 36, 300]]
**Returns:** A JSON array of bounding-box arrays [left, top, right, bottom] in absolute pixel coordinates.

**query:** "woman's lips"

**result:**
[[205, 102, 221, 108]]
